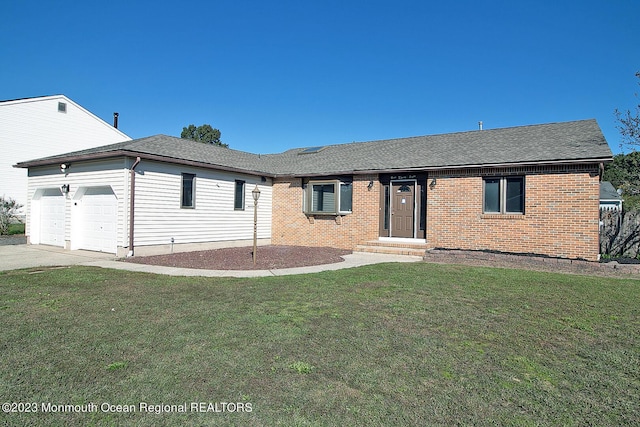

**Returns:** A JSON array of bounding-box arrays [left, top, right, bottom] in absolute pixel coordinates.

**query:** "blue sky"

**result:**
[[2, 0, 638, 154]]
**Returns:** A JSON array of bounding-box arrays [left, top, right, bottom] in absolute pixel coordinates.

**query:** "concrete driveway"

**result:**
[[0, 244, 115, 271]]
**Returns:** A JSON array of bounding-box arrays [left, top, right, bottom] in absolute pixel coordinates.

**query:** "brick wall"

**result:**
[[272, 174, 379, 249], [426, 167, 601, 261], [273, 166, 601, 261]]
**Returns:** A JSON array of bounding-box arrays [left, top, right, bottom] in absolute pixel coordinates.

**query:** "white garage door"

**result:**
[[78, 187, 117, 253], [39, 189, 66, 247]]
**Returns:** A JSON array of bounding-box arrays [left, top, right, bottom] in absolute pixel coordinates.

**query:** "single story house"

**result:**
[[15, 119, 613, 261]]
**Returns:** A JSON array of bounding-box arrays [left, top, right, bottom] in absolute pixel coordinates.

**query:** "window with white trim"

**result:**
[[483, 176, 524, 214], [304, 179, 352, 215]]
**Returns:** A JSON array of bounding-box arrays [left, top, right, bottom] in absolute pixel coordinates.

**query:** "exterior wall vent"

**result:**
[[58, 102, 67, 113]]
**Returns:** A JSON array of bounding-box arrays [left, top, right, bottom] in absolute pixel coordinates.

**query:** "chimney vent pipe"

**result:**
[[113, 112, 119, 129], [478, 121, 483, 131]]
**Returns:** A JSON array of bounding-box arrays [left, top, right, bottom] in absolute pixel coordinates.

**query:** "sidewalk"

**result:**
[[0, 244, 422, 276]]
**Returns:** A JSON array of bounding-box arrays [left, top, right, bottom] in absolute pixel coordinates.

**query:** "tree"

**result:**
[[605, 72, 640, 211], [615, 71, 640, 150], [0, 196, 23, 235], [180, 124, 228, 147], [603, 152, 640, 211]]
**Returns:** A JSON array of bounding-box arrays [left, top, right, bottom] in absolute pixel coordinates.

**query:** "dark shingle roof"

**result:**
[[268, 119, 612, 176], [15, 119, 612, 176], [15, 135, 273, 175], [600, 181, 622, 200]]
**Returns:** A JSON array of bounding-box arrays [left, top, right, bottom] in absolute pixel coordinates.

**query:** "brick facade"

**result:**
[[272, 165, 602, 261], [272, 174, 379, 249], [426, 166, 601, 261]]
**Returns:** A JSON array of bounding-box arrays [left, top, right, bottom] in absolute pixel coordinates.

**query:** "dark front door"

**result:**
[[391, 181, 415, 238]]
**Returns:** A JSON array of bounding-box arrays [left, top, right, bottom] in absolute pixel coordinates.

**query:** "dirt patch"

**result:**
[[123, 245, 352, 270]]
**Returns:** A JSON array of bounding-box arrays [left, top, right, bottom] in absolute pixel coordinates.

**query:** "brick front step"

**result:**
[[355, 240, 431, 257]]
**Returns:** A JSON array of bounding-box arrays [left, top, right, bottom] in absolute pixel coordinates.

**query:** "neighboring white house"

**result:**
[[0, 95, 131, 214], [600, 181, 623, 212]]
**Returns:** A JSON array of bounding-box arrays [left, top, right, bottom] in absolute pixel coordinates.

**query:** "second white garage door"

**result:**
[[75, 186, 118, 253]]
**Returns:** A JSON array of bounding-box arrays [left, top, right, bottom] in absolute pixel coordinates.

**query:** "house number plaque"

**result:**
[[390, 174, 417, 180]]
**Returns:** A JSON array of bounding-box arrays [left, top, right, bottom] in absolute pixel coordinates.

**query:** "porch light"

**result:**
[[430, 178, 437, 189], [367, 180, 374, 190], [61, 184, 70, 194], [252, 185, 261, 265]]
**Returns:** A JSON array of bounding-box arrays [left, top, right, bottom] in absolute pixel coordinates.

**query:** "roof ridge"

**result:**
[[292, 119, 598, 151]]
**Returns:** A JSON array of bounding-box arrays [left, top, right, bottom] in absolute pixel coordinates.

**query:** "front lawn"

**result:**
[[0, 263, 638, 426]]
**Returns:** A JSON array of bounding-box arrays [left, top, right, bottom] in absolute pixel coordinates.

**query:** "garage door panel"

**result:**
[[40, 194, 65, 247], [78, 189, 117, 254]]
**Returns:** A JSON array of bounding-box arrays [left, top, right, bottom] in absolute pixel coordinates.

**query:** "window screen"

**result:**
[[505, 177, 524, 213], [483, 178, 500, 213], [312, 184, 335, 212], [339, 182, 352, 212]]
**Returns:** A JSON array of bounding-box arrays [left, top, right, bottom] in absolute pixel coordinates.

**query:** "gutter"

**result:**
[[271, 157, 615, 178], [128, 157, 141, 257]]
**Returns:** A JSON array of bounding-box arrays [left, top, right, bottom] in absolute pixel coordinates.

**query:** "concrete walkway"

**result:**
[[0, 244, 422, 277]]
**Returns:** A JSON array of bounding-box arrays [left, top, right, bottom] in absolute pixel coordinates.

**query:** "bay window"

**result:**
[[304, 179, 353, 215]]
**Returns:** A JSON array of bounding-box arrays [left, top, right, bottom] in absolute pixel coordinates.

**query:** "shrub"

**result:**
[[0, 196, 23, 235]]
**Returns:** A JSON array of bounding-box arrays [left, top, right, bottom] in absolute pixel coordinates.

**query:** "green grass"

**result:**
[[0, 263, 638, 426], [6, 222, 25, 235]]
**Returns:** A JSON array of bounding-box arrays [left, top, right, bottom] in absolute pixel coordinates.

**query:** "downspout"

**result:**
[[127, 157, 141, 257]]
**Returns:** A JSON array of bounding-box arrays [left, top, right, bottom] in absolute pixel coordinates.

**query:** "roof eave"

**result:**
[[14, 150, 275, 178], [274, 157, 614, 178]]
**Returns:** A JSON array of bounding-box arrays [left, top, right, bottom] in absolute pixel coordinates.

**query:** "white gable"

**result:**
[[0, 95, 131, 211]]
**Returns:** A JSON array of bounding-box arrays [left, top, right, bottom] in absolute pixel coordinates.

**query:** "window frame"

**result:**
[[482, 176, 525, 215], [181, 173, 196, 209], [304, 179, 353, 215], [234, 180, 245, 211]]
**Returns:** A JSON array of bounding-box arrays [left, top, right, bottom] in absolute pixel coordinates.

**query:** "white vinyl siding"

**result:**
[[130, 161, 272, 247], [25, 158, 272, 253]]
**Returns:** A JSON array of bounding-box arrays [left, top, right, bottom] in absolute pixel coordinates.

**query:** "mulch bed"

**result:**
[[423, 249, 640, 278], [124, 245, 352, 270]]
